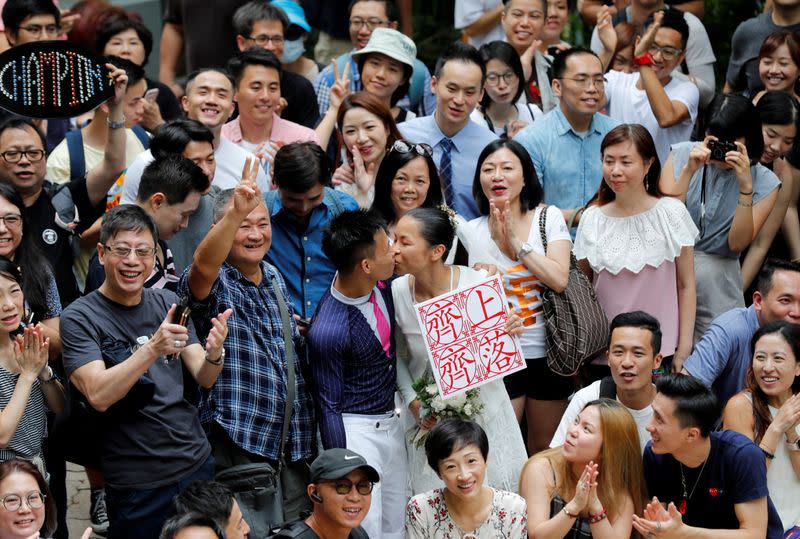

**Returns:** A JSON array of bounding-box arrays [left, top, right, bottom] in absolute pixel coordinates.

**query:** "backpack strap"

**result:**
[[65, 129, 86, 181], [131, 124, 150, 149], [599, 375, 617, 399], [407, 59, 427, 114]]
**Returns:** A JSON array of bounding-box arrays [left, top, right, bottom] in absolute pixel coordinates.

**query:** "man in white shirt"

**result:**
[[550, 311, 663, 452], [597, 8, 698, 163]]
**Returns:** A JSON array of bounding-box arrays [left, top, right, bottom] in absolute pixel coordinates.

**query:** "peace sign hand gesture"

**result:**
[[330, 60, 351, 112], [230, 157, 262, 219]]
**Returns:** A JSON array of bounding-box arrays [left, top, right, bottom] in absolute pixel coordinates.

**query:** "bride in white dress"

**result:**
[[391, 207, 528, 495]]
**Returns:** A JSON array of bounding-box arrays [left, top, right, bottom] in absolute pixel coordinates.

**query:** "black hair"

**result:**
[[473, 139, 543, 216], [137, 155, 209, 205], [273, 142, 330, 193], [347, 0, 398, 22], [227, 46, 282, 88], [150, 119, 215, 160], [434, 42, 486, 86], [755, 258, 800, 296], [0, 116, 47, 152], [171, 481, 235, 530], [608, 311, 662, 356], [479, 41, 525, 108], [654, 374, 720, 437], [705, 93, 764, 161], [184, 68, 236, 96], [357, 52, 413, 107], [95, 14, 154, 66], [99, 204, 159, 245], [322, 209, 388, 272], [550, 46, 601, 80], [425, 418, 489, 473], [645, 7, 689, 49], [233, 1, 289, 36], [372, 146, 442, 225], [0, 183, 53, 322], [756, 91, 800, 129], [403, 207, 456, 260], [1, 0, 60, 32], [159, 513, 225, 539], [105, 55, 146, 89]]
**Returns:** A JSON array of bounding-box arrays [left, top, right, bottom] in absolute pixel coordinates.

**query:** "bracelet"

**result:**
[[760, 446, 775, 460], [588, 508, 608, 524], [204, 347, 225, 366], [106, 116, 126, 129], [787, 437, 800, 452], [739, 189, 753, 196], [737, 199, 753, 207], [562, 506, 578, 519]]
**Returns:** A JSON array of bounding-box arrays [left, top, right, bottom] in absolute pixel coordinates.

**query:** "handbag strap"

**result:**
[[272, 277, 296, 472], [537, 204, 579, 267]]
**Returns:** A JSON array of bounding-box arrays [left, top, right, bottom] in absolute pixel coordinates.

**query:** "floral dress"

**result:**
[[405, 487, 528, 538]]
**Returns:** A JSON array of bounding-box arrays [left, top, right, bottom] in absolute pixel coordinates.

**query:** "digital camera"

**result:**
[[707, 140, 737, 162]]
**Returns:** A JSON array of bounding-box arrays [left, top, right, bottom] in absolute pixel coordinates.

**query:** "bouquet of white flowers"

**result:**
[[408, 370, 484, 448]]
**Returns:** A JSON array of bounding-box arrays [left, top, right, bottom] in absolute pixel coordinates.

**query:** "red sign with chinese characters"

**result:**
[[414, 274, 526, 398]]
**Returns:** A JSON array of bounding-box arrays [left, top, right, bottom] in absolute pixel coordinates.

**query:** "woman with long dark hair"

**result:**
[[574, 124, 697, 372], [723, 321, 800, 536]]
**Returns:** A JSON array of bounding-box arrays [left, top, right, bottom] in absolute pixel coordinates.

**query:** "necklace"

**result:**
[[678, 458, 708, 515]]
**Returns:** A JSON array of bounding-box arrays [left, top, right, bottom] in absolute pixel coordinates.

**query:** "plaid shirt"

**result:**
[[314, 55, 361, 117], [178, 261, 314, 462]]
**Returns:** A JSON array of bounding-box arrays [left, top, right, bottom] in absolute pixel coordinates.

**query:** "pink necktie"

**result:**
[[370, 291, 391, 357]]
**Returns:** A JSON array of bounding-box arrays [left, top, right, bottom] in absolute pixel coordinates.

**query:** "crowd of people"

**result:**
[[0, 0, 797, 538]]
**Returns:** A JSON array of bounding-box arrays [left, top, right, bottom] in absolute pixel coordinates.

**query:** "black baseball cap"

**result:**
[[309, 448, 380, 483]]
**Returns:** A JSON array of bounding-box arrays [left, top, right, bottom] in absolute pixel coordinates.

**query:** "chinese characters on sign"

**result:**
[[414, 274, 525, 398]]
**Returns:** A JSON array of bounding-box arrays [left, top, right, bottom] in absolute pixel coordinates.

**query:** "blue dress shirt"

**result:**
[[515, 108, 619, 211], [398, 115, 498, 220], [264, 188, 359, 319]]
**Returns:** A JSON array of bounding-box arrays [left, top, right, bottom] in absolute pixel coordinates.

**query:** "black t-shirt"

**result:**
[[25, 179, 104, 306], [270, 518, 369, 538], [643, 430, 783, 538], [281, 71, 321, 129], [61, 288, 209, 490]]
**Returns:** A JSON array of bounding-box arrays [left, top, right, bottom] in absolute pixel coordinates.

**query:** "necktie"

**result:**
[[439, 137, 455, 207], [369, 291, 391, 357]]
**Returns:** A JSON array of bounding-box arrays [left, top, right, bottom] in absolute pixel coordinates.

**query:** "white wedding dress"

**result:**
[[392, 266, 528, 495]]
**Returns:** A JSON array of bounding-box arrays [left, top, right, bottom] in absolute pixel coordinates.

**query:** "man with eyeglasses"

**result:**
[[597, 8, 698, 164], [314, 0, 435, 117], [232, 1, 319, 129], [1, 0, 59, 47], [61, 203, 231, 539], [270, 448, 375, 538], [515, 47, 619, 231]]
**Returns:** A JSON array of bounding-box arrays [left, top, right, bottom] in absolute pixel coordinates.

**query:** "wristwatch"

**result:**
[[633, 53, 655, 66], [106, 116, 126, 129], [205, 347, 225, 366], [787, 437, 800, 452], [516, 242, 534, 260]]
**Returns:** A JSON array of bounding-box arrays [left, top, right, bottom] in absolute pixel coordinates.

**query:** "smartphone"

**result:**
[[297, 318, 311, 328], [144, 88, 160, 103], [173, 303, 191, 327]]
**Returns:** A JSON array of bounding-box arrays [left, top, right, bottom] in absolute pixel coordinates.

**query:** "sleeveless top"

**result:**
[[547, 459, 593, 538]]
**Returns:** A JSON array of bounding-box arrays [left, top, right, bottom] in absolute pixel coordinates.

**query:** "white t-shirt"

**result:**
[[119, 137, 268, 204], [470, 99, 544, 137], [550, 379, 654, 453], [464, 205, 571, 358], [605, 70, 699, 164], [454, 0, 506, 48]]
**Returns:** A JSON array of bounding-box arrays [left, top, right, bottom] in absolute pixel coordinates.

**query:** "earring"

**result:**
[[644, 177, 649, 190]]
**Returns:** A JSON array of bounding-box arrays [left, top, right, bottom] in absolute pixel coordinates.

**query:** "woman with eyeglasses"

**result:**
[[330, 92, 403, 208], [470, 41, 542, 139], [0, 185, 61, 358], [0, 257, 64, 479], [463, 139, 571, 456], [660, 93, 781, 341], [392, 207, 527, 495], [0, 459, 58, 539], [741, 92, 800, 294], [371, 141, 443, 237], [405, 419, 528, 538]]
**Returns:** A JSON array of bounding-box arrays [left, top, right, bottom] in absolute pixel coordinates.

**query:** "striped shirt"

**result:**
[[178, 261, 314, 461], [307, 281, 397, 449], [0, 366, 47, 461]]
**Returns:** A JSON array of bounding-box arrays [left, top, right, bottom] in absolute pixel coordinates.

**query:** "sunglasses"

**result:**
[[390, 140, 432, 157], [319, 479, 374, 495]]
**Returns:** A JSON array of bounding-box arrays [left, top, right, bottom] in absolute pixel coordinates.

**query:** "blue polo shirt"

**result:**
[[264, 187, 358, 319], [515, 107, 619, 212]]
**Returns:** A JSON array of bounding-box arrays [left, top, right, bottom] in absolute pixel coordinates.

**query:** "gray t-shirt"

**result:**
[[61, 288, 209, 490], [726, 12, 800, 91], [670, 141, 780, 258]]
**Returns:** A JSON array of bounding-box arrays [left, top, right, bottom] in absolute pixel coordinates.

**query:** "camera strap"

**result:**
[[699, 164, 707, 238]]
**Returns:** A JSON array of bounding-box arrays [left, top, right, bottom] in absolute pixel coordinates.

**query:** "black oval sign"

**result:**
[[0, 40, 114, 119]]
